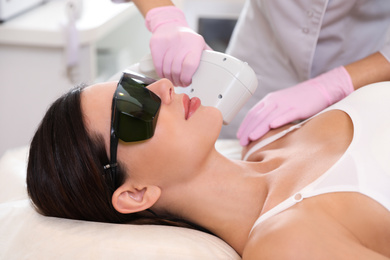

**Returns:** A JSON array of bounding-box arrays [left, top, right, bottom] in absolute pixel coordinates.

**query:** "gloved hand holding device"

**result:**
[[237, 66, 354, 146], [145, 6, 211, 87]]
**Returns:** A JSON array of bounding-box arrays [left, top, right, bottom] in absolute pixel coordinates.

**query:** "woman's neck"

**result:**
[[155, 149, 270, 254]]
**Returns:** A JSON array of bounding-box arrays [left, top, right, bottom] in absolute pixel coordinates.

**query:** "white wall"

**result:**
[[0, 1, 151, 157]]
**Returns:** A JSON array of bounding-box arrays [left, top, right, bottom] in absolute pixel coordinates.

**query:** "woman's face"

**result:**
[[81, 78, 223, 187]]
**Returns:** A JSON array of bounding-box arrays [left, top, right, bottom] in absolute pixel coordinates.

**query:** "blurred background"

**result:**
[[0, 0, 245, 157]]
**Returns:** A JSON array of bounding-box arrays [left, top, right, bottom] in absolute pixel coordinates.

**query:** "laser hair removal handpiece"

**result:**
[[120, 50, 258, 124]]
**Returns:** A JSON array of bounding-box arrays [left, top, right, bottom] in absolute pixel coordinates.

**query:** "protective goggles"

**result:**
[[104, 71, 160, 182]]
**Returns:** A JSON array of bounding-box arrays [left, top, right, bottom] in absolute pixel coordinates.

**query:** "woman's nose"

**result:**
[[147, 79, 174, 104]]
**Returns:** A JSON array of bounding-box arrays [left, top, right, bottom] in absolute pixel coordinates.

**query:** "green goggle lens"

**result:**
[[112, 73, 161, 142]]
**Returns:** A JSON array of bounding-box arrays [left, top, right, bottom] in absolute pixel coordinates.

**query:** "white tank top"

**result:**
[[246, 82, 390, 233]]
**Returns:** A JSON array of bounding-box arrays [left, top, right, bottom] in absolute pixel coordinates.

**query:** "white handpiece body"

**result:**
[[122, 50, 258, 124]]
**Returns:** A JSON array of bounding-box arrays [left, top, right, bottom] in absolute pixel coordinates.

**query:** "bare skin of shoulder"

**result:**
[[241, 110, 390, 259]]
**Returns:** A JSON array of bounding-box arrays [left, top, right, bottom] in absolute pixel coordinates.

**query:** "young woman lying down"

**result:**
[[27, 75, 390, 259]]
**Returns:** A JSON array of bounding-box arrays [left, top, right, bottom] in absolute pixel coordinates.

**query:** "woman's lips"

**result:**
[[183, 94, 201, 120]]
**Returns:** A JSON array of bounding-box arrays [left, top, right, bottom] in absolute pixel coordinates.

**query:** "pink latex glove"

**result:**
[[237, 66, 354, 146], [145, 6, 211, 87]]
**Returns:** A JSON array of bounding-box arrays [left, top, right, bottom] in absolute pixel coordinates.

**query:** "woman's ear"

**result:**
[[112, 181, 161, 214]]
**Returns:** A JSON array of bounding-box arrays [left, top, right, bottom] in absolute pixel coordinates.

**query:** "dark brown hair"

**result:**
[[27, 86, 136, 223], [26, 86, 211, 232]]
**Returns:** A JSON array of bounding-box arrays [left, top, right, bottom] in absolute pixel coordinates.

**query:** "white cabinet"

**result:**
[[0, 0, 151, 156]]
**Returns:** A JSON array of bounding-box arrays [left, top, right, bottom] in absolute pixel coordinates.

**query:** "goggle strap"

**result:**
[[106, 96, 119, 177]]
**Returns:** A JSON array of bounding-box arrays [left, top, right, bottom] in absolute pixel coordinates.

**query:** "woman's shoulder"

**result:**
[[242, 192, 390, 259], [242, 208, 327, 259], [332, 81, 390, 114]]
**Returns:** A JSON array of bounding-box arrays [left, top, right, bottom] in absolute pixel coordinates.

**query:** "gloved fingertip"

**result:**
[[269, 110, 296, 129], [171, 79, 179, 87], [239, 137, 249, 147], [248, 133, 257, 142], [171, 73, 181, 87], [181, 77, 192, 87], [249, 129, 265, 142], [182, 69, 198, 86], [269, 118, 283, 129]]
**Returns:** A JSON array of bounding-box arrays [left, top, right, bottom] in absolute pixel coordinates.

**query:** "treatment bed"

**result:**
[[0, 140, 242, 259]]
